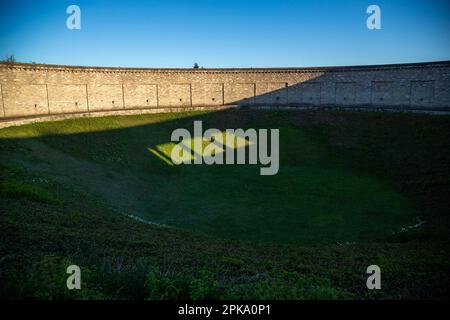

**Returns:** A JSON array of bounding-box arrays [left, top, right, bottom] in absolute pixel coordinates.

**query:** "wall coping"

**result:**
[[1, 61, 450, 74]]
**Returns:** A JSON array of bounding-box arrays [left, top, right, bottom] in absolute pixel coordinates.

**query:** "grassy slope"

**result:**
[[0, 109, 449, 299], [0, 111, 417, 243]]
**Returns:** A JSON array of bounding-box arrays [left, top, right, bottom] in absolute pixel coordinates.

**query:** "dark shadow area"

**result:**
[[227, 70, 449, 111]]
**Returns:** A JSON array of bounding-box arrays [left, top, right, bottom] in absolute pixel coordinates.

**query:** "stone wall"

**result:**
[[1, 61, 449, 119]]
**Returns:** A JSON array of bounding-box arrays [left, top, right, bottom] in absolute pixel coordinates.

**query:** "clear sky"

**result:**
[[0, 0, 449, 68]]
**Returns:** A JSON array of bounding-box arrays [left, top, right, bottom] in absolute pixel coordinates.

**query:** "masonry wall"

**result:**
[[0, 61, 449, 119]]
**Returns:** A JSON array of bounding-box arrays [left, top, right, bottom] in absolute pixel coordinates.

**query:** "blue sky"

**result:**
[[0, 0, 449, 68]]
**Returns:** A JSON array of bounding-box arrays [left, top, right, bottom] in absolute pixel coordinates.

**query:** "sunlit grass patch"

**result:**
[[151, 131, 254, 165]]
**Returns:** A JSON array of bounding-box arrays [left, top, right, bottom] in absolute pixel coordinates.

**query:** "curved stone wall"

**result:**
[[0, 61, 449, 119]]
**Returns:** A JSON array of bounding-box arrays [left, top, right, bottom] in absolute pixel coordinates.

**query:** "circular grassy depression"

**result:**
[[0, 110, 417, 244]]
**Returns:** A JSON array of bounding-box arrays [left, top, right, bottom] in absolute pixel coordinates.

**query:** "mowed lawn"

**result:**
[[1, 109, 450, 299], [0, 110, 417, 244]]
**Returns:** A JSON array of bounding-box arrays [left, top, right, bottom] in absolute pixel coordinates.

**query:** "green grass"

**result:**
[[0, 109, 449, 299], [0, 111, 418, 244]]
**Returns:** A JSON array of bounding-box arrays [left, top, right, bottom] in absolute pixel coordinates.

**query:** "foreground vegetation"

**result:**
[[0, 109, 449, 299]]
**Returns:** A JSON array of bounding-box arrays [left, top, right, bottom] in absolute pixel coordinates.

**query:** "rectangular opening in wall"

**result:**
[[47, 84, 88, 114], [158, 84, 191, 107], [255, 83, 287, 105], [410, 80, 435, 108], [191, 83, 223, 107], [123, 84, 158, 109], [2, 84, 48, 117], [335, 82, 356, 106], [224, 83, 255, 106], [88, 84, 124, 111], [371, 81, 394, 106], [301, 82, 321, 105]]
